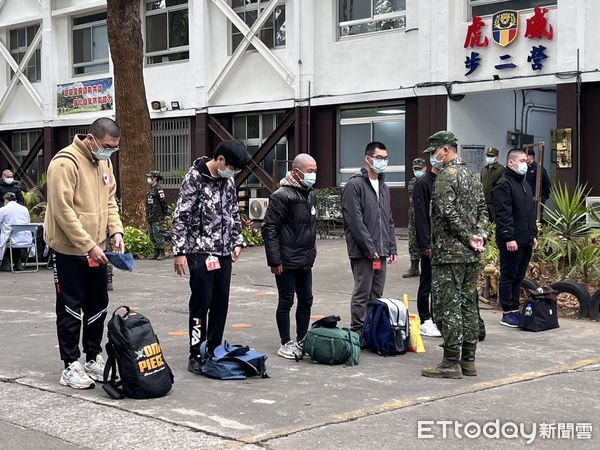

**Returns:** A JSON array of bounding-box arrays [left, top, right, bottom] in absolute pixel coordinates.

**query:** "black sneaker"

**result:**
[[187, 356, 202, 375]]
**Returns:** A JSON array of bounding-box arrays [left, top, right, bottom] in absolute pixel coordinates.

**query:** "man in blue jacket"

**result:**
[[262, 154, 317, 359], [342, 141, 398, 333]]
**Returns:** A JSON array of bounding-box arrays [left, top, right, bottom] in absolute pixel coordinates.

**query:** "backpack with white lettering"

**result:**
[[361, 298, 410, 356], [103, 306, 174, 399]]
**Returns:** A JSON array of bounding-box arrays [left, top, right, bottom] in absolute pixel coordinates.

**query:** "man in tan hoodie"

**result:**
[[44, 117, 124, 389]]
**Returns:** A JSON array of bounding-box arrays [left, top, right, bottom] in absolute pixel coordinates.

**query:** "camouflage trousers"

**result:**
[[431, 262, 480, 352], [408, 210, 420, 262], [148, 221, 165, 251]]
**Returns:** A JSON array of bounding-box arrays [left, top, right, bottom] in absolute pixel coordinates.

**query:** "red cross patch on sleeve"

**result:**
[[158, 190, 165, 198]]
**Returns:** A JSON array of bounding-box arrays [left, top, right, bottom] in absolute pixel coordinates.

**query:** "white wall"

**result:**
[[1, 0, 600, 131], [448, 89, 556, 172]]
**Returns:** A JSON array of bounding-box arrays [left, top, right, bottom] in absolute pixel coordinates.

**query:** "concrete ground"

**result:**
[[0, 239, 599, 449]]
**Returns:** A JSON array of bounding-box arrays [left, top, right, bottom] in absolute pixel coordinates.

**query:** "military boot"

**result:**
[[421, 349, 462, 378], [156, 250, 166, 261], [402, 260, 420, 278], [460, 343, 477, 376], [146, 250, 158, 260]]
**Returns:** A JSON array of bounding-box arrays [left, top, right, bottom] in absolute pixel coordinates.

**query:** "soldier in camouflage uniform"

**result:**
[[403, 158, 427, 278], [421, 131, 488, 379], [171, 140, 249, 375], [146, 171, 168, 260]]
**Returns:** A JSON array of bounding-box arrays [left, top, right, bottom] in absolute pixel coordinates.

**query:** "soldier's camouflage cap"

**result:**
[[486, 147, 499, 156], [412, 158, 426, 168], [3, 192, 16, 200], [423, 130, 458, 153], [146, 170, 163, 179]]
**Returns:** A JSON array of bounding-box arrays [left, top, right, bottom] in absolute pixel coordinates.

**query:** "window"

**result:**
[[9, 24, 41, 82], [338, 106, 405, 185], [151, 118, 191, 188], [470, 0, 556, 17], [68, 126, 89, 142], [72, 12, 109, 75], [145, 0, 189, 65], [231, 0, 286, 53], [233, 112, 288, 186], [11, 130, 43, 184], [338, 0, 406, 38]]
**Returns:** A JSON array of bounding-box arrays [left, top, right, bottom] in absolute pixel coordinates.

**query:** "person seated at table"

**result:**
[[0, 192, 32, 271]]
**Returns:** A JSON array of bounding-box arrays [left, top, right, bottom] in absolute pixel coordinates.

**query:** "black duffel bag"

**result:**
[[519, 287, 560, 332]]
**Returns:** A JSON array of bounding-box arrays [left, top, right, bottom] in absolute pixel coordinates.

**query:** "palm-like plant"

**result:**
[[543, 183, 593, 278]]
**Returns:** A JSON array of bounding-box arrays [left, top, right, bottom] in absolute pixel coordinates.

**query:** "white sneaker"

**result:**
[[83, 355, 106, 382], [277, 341, 302, 360], [60, 361, 95, 389], [420, 319, 442, 337], [294, 341, 305, 359]]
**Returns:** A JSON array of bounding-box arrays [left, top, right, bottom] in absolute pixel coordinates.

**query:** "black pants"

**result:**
[[187, 253, 232, 357], [274, 268, 313, 344], [498, 244, 533, 312], [54, 252, 108, 363], [417, 253, 432, 323]]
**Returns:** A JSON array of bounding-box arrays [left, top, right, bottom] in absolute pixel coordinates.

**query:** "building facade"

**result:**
[[0, 0, 598, 226]]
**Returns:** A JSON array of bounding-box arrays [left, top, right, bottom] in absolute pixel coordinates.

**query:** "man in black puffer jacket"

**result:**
[[262, 154, 318, 360], [493, 148, 538, 328]]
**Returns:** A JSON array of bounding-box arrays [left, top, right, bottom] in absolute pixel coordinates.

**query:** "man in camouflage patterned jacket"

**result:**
[[171, 140, 249, 374], [145, 170, 168, 260], [402, 158, 427, 278], [421, 131, 488, 379]]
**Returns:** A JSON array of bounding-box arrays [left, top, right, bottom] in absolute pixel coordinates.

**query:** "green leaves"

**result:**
[[123, 226, 154, 259]]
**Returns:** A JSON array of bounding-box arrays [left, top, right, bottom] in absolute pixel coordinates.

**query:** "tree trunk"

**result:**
[[107, 0, 153, 229]]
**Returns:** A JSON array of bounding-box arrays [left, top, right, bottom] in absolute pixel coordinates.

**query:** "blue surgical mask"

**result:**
[[514, 161, 528, 176], [485, 156, 496, 165], [369, 157, 388, 174], [92, 149, 115, 161], [413, 169, 425, 178], [218, 167, 237, 179], [430, 152, 445, 170], [91, 135, 118, 160], [302, 172, 316, 187]]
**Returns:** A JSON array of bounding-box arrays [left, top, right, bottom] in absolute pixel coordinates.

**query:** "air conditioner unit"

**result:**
[[586, 196, 600, 227], [249, 198, 269, 220]]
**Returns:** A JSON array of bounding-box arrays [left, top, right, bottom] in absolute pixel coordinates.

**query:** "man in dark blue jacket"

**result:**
[[262, 154, 317, 359], [493, 149, 538, 328], [342, 141, 397, 333]]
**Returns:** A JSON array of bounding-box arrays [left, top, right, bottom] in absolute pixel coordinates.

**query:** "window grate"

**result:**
[[151, 118, 191, 188]]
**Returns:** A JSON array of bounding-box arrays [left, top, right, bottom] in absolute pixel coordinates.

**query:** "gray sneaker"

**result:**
[[83, 355, 106, 382], [277, 341, 301, 359], [60, 361, 95, 389]]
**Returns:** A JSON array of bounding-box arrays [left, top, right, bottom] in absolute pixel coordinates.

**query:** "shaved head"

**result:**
[[292, 153, 316, 171]]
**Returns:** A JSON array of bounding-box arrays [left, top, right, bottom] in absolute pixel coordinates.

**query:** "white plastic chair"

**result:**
[[7, 224, 39, 273]]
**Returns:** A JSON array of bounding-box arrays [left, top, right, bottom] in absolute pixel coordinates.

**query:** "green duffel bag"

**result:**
[[302, 323, 360, 366]]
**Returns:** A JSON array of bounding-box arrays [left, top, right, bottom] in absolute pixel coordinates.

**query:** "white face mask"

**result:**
[[3, 177, 14, 184], [485, 156, 496, 165], [147, 177, 153, 185], [413, 169, 425, 178]]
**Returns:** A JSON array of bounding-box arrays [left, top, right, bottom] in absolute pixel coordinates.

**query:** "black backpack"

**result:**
[[103, 306, 174, 399]]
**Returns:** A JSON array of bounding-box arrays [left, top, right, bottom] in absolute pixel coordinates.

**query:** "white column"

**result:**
[[295, 0, 315, 102], [191, 0, 207, 109], [41, 0, 55, 125]]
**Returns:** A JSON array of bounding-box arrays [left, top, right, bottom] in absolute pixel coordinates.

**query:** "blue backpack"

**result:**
[[361, 298, 410, 356], [200, 341, 268, 380]]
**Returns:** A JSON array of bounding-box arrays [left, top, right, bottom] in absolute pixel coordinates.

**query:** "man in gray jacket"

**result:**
[[342, 141, 398, 333]]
